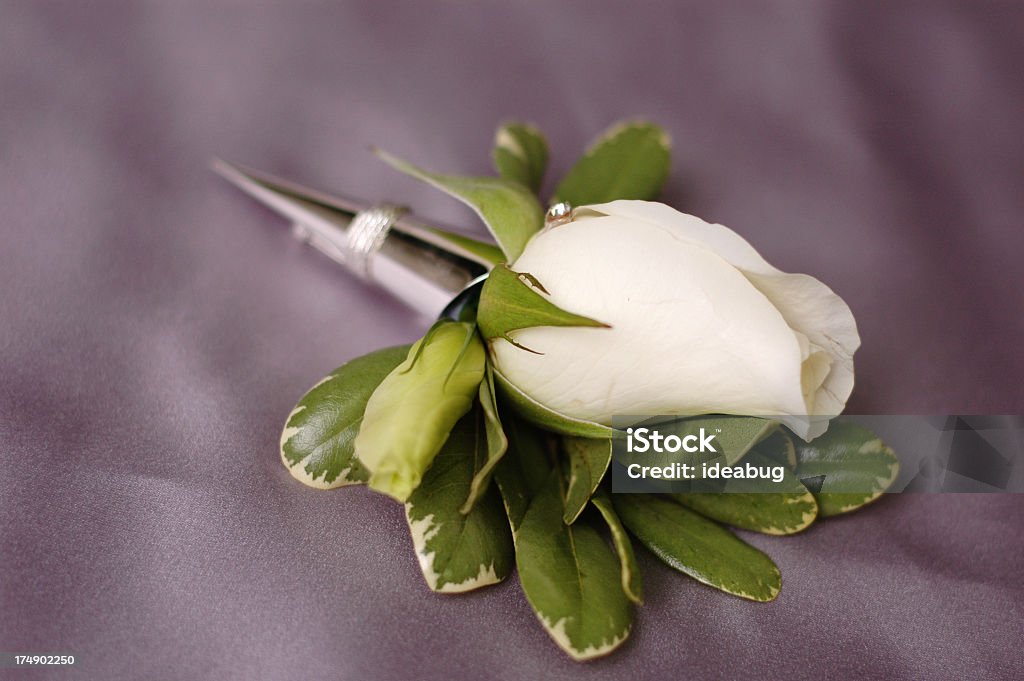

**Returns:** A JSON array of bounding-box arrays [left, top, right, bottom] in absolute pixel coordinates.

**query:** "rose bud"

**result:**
[[487, 200, 860, 441]]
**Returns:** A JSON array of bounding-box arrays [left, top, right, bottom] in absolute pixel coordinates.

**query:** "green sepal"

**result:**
[[375, 149, 543, 261], [460, 366, 508, 514], [492, 122, 549, 193], [615, 494, 781, 602], [280, 344, 411, 489], [354, 321, 485, 502], [794, 422, 900, 517], [673, 433, 819, 535], [591, 490, 644, 604], [516, 472, 632, 661], [405, 408, 514, 593], [553, 121, 671, 206], [562, 436, 612, 524], [477, 264, 609, 348], [491, 367, 615, 439]]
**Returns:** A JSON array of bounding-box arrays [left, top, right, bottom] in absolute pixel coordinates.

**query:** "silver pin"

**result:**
[[211, 159, 490, 320]]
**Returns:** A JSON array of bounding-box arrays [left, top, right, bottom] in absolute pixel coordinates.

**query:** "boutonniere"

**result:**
[[224, 120, 898, 661]]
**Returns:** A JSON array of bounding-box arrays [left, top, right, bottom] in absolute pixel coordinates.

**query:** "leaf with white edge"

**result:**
[[426, 227, 505, 267], [280, 345, 411, 489], [492, 122, 549, 193], [477, 264, 609, 348], [493, 412, 552, 536], [673, 440, 819, 535], [562, 436, 612, 524], [759, 428, 798, 470], [405, 408, 513, 593], [355, 321, 485, 502], [491, 366, 614, 439], [615, 494, 781, 602], [375, 149, 543, 261], [517, 473, 632, 661], [794, 422, 900, 517], [553, 121, 671, 206], [461, 367, 508, 514], [591, 490, 644, 604]]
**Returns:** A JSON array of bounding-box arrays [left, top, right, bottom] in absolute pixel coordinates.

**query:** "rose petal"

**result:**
[[498, 215, 810, 424], [587, 201, 860, 439]]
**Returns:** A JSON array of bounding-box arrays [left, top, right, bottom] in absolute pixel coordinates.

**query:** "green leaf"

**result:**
[[477, 264, 609, 347], [393, 217, 502, 268], [375, 149, 544, 261], [615, 494, 780, 602], [553, 121, 671, 206], [673, 434, 819, 535], [562, 436, 612, 524], [794, 422, 900, 517], [759, 428, 798, 469], [406, 409, 514, 593], [461, 367, 508, 514], [280, 345, 411, 488], [423, 231, 503, 268], [355, 321, 486, 502], [493, 412, 552, 536], [674, 415, 777, 465], [491, 367, 614, 439], [591, 490, 644, 604], [517, 473, 632, 661], [492, 122, 549, 193], [424, 227, 505, 267]]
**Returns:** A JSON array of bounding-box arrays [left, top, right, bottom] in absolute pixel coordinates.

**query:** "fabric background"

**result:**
[[2, 2, 1022, 679]]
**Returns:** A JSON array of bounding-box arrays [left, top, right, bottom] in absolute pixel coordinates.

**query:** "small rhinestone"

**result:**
[[545, 202, 573, 227]]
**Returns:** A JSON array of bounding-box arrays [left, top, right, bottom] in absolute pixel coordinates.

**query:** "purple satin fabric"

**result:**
[[1, 2, 1022, 679]]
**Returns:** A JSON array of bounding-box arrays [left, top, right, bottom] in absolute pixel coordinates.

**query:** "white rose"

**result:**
[[489, 200, 860, 441]]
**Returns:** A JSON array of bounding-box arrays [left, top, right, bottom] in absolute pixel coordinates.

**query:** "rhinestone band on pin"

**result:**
[[346, 203, 407, 279]]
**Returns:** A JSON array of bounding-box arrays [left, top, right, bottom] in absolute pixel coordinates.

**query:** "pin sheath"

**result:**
[[212, 160, 491, 320]]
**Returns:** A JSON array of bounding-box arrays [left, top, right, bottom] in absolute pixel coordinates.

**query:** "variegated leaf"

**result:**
[[795, 422, 900, 516], [591, 490, 644, 604], [280, 345, 410, 488], [461, 366, 509, 514], [405, 408, 513, 593], [516, 473, 632, 660], [615, 494, 780, 602], [493, 122, 549, 193], [562, 436, 612, 524]]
